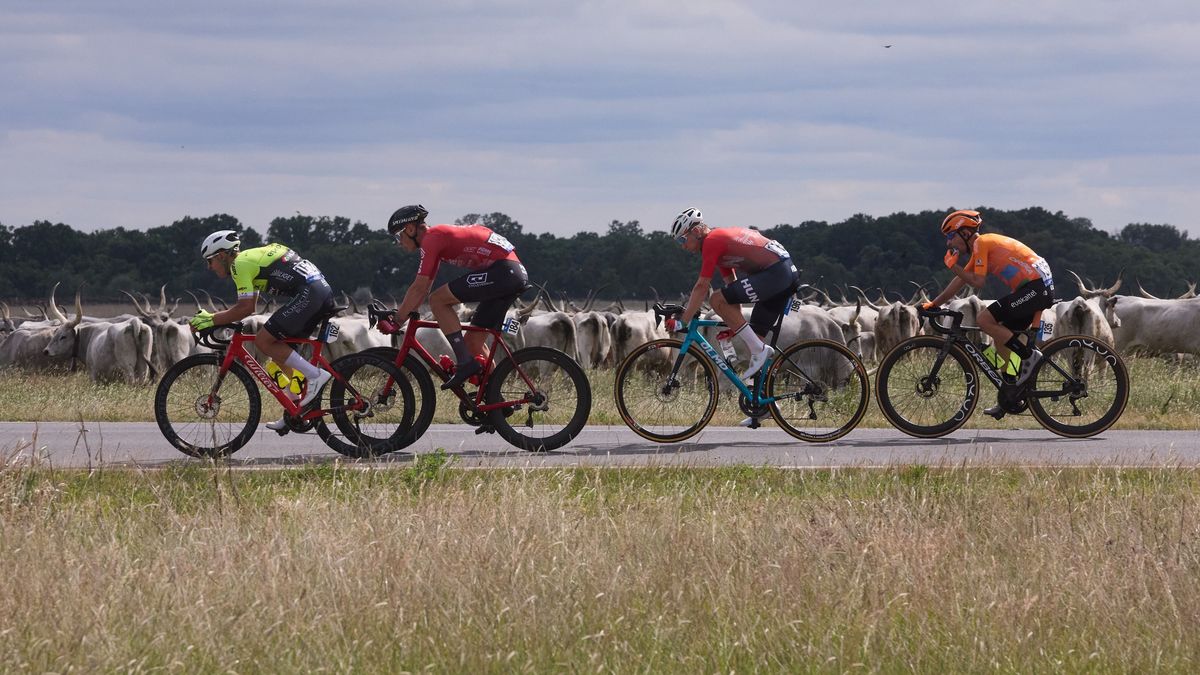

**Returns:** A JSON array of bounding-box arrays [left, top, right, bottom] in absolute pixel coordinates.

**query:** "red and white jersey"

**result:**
[[700, 227, 789, 278], [416, 224, 521, 278]]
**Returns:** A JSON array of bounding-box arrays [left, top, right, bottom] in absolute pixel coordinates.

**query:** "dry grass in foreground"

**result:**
[[2, 461, 1200, 671]]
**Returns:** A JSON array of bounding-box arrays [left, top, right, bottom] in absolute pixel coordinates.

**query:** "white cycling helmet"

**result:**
[[200, 230, 241, 259], [671, 207, 703, 239]]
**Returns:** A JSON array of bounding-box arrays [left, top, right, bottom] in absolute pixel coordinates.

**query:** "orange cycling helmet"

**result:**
[[941, 209, 982, 235]]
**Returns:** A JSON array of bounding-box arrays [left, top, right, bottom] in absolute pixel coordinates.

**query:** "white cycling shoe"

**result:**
[[266, 416, 290, 431], [298, 369, 333, 408], [741, 344, 775, 381], [738, 414, 768, 428]]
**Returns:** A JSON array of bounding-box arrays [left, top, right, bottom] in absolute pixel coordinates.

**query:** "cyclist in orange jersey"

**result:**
[[923, 210, 1055, 416]]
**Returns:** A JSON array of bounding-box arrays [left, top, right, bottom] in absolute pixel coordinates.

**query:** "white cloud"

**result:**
[[1, 0, 1198, 237]]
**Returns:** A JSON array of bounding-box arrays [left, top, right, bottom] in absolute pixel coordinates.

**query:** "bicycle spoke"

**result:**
[[1027, 337, 1129, 437], [768, 341, 867, 442], [876, 338, 976, 438], [614, 339, 718, 443]]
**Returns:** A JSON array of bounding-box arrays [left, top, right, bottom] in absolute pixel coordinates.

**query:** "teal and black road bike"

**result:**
[[614, 300, 869, 443]]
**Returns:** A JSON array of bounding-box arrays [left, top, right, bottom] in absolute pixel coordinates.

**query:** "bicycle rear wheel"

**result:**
[[484, 347, 591, 452], [766, 339, 869, 442], [613, 338, 719, 443], [317, 353, 417, 458], [154, 353, 261, 458], [876, 337, 979, 438], [1027, 335, 1129, 438], [336, 348, 437, 452]]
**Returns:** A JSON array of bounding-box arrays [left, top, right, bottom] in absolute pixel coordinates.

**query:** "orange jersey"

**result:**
[[967, 233, 1052, 291]]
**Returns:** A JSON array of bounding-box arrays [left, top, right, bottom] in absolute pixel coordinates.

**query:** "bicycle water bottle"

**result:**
[[981, 345, 1019, 377], [716, 329, 738, 365], [265, 359, 305, 399]]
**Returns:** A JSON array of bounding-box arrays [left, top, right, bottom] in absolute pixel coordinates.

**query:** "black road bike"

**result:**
[[875, 307, 1129, 438]]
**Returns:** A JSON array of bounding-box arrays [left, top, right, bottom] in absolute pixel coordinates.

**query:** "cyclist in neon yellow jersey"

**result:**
[[190, 231, 335, 422]]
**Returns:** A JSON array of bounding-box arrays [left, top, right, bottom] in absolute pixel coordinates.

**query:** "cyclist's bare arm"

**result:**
[[212, 296, 257, 325], [393, 275, 434, 327], [949, 262, 986, 289], [681, 275, 710, 324], [928, 276, 969, 307]]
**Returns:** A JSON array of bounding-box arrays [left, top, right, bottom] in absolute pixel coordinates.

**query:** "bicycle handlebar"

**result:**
[[193, 322, 244, 349], [918, 307, 964, 336]]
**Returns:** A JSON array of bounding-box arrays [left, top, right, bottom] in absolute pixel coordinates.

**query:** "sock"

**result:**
[[1004, 334, 1033, 360], [284, 350, 321, 379], [447, 331, 471, 363], [735, 323, 766, 353]]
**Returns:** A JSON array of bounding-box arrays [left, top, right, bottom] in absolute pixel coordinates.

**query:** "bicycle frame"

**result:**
[[920, 309, 1083, 401], [673, 319, 779, 404], [391, 315, 544, 414], [210, 330, 358, 422]]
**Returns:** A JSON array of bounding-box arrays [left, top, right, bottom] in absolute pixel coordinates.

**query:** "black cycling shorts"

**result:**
[[987, 278, 1055, 332], [719, 258, 800, 336], [445, 260, 530, 330], [265, 277, 336, 340]]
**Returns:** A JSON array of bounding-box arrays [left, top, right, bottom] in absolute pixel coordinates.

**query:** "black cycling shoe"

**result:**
[[441, 359, 482, 390], [983, 405, 1006, 420]]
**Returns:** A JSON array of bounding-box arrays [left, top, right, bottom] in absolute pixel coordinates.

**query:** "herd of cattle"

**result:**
[[1, 273, 1198, 385]]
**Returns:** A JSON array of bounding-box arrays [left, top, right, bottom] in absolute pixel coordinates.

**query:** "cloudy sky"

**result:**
[[2, 1, 1197, 237]]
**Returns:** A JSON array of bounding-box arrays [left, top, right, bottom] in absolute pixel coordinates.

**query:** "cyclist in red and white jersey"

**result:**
[[386, 205, 529, 389], [668, 208, 799, 382]]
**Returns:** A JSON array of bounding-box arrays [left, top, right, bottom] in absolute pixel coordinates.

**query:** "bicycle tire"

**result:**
[[484, 346, 592, 452], [316, 353, 414, 458], [1027, 335, 1129, 438], [766, 339, 869, 442], [334, 348, 437, 452], [613, 338, 719, 443], [876, 336, 979, 438], [154, 353, 261, 458]]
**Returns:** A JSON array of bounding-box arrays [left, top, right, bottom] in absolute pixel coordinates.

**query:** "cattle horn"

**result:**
[[1136, 280, 1161, 300], [185, 290, 205, 312], [1181, 282, 1198, 300], [121, 290, 153, 317], [849, 285, 881, 312], [47, 282, 69, 323], [70, 286, 83, 328]]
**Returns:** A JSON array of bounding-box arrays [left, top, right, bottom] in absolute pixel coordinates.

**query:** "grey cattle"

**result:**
[[42, 296, 154, 383], [1051, 295, 1119, 378]]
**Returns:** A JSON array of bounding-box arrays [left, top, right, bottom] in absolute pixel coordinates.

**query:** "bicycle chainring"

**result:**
[[738, 392, 770, 418], [458, 399, 486, 426]]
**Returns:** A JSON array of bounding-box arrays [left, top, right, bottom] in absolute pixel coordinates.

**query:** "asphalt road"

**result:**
[[0, 422, 1195, 468]]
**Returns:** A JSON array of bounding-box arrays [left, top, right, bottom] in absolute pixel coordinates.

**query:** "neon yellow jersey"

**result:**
[[230, 244, 324, 299]]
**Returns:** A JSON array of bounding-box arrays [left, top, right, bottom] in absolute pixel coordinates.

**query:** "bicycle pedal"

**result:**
[[474, 424, 496, 435], [273, 426, 291, 437]]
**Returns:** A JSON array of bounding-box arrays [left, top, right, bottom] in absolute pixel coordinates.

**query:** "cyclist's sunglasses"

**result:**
[[391, 228, 418, 245], [675, 229, 693, 245]]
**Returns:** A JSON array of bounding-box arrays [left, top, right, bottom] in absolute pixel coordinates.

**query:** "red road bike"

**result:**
[[154, 310, 406, 458], [348, 303, 591, 452]]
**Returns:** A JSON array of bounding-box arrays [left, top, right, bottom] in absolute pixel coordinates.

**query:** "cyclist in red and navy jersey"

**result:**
[[668, 207, 799, 382], [387, 204, 529, 389]]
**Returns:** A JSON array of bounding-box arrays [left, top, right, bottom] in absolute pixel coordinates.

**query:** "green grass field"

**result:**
[[2, 463, 1200, 671], [3, 355, 1198, 430]]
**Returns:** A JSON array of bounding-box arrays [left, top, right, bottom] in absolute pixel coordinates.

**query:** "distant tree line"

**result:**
[[0, 207, 1196, 306]]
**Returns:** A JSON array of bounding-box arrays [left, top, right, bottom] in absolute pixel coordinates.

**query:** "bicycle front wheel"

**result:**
[[154, 353, 261, 458], [318, 352, 417, 458], [613, 339, 719, 443], [485, 347, 592, 452], [330, 348, 437, 454], [766, 339, 869, 442], [876, 337, 979, 438], [1027, 335, 1129, 438]]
